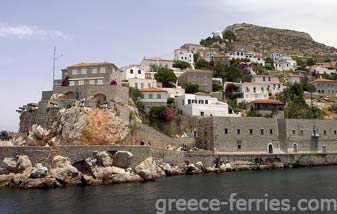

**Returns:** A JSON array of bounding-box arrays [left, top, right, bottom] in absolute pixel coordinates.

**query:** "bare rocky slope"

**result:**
[[223, 23, 337, 58]]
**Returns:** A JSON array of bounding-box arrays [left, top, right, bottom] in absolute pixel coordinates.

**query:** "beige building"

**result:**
[[311, 78, 337, 96], [178, 69, 213, 93]]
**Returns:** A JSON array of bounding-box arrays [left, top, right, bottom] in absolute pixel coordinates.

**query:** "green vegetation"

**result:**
[[154, 67, 177, 88], [148, 106, 176, 137], [306, 58, 316, 66], [129, 87, 145, 114], [185, 82, 200, 94], [173, 60, 191, 69], [329, 104, 337, 113], [278, 83, 323, 119], [223, 30, 236, 41], [194, 59, 211, 69], [213, 63, 242, 82], [167, 97, 175, 108]]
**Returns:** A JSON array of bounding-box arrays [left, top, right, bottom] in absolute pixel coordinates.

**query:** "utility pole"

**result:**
[[52, 46, 63, 88]]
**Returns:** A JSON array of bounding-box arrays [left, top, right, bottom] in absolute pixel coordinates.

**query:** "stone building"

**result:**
[[54, 62, 122, 87], [180, 43, 220, 62], [311, 77, 337, 96], [178, 69, 213, 93], [195, 117, 337, 154], [139, 88, 168, 110]]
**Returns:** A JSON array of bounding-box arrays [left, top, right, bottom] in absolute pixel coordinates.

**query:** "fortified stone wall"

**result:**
[[19, 107, 59, 133], [196, 117, 337, 154], [53, 85, 129, 104]]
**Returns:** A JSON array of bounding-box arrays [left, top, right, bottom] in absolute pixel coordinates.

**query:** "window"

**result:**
[[69, 81, 75, 86], [205, 100, 208, 104], [92, 68, 97, 74], [260, 129, 264, 135], [72, 69, 78, 75], [188, 99, 192, 104], [89, 80, 95, 85], [140, 94, 144, 99], [224, 128, 228, 134], [192, 100, 197, 104], [292, 129, 296, 135], [198, 100, 204, 104], [79, 80, 84, 86], [97, 80, 103, 85], [238, 145, 242, 150], [81, 69, 87, 75], [148, 83, 151, 88], [200, 112, 204, 116], [138, 70, 141, 74], [157, 94, 161, 99], [130, 69, 134, 74], [100, 67, 106, 74], [140, 83, 144, 89], [300, 130, 304, 135], [334, 130, 337, 135], [323, 130, 327, 135], [149, 94, 153, 99], [134, 83, 138, 89], [269, 129, 273, 135], [237, 129, 241, 135], [249, 129, 253, 135]]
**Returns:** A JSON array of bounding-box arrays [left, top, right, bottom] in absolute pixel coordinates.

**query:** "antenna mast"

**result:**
[[52, 46, 63, 88]]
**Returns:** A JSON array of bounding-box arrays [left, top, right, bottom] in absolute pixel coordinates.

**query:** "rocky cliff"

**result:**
[[221, 23, 337, 57]]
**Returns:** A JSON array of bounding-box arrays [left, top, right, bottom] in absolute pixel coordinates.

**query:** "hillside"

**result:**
[[208, 23, 337, 58]]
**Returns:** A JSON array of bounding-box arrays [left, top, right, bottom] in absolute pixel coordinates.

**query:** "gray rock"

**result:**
[[94, 151, 113, 167], [17, 155, 32, 175], [30, 163, 48, 179], [187, 164, 202, 174], [112, 151, 133, 168], [134, 157, 165, 181], [3, 157, 18, 173]]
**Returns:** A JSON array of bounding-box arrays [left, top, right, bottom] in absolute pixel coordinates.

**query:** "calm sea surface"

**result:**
[[1, 167, 337, 214]]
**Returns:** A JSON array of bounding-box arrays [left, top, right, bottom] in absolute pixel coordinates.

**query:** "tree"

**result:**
[[306, 58, 316, 66], [264, 57, 274, 64], [213, 63, 242, 82], [223, 30, 236, 42], [194, 59, 210, 69], [185, 82, 199, 94], [173, 60, 191, 69], [154, 68, 177, 88], [167, 97, 175, 108], [129, 87, 145, 113], [193, 53, 200, 62]]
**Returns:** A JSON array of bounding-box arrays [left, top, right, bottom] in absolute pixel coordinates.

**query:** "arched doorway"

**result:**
[[64, 91, 75, 99], [268, 144, 273, 154], [94, 93, 107, 104], [293, 143, 299, 153]]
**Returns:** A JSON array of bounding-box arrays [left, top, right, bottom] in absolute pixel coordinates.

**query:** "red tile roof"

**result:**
[[311, 78, 337, 83], [249, 99, 284, 105], [139, 87, 166, 92]]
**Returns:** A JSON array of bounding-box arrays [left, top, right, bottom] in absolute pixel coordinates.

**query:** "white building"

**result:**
[[310, 65, 337, 75], [175, 93, 240, 117], [274, 56, 297, 72], [162, 87, 185, 98], [174, 49, 194, 67], [288, 75, 304, 84], [226, 51, 265, 66], [140, 57, 174, 72], [238, 82, 269, 103], [129, 78, 157, 89], [252, 76, 284, 95], [139, 88, 168, 109], [120, 65, 145, 81]]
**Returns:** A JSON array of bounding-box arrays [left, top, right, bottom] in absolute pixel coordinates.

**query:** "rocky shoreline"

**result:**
[[0, 150, 300, 189]]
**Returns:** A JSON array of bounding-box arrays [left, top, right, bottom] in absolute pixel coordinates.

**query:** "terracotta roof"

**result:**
[[144, 57, 174, 62], [139, 87, 167, 92], [288, 74, 303, 78], [249, 99, 284, 105], [185, 69, 212, 73], [194, 92, 210, 96], [67, 62, 114, 68], [311, 78, 337, 83]]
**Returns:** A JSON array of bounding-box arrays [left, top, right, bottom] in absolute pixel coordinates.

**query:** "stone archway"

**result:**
[[293, 143, 299, 153], [64, 91, 75, 99], [268, 144, 274, 154], [94, 93, 107, 103]]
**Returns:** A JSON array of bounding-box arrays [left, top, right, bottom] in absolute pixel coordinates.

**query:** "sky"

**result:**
[[1, 0, 337, 131]]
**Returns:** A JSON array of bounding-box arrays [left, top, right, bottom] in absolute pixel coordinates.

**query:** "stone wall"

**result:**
[[53, 85, 129, 104], [19, 107, 59, 133], [196, 117, 337, 154], [132, 123, 183, 149], [0, 145, 151, 169]]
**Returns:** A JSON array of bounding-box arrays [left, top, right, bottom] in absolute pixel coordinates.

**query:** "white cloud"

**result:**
[[0, 23, 68, 39]]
